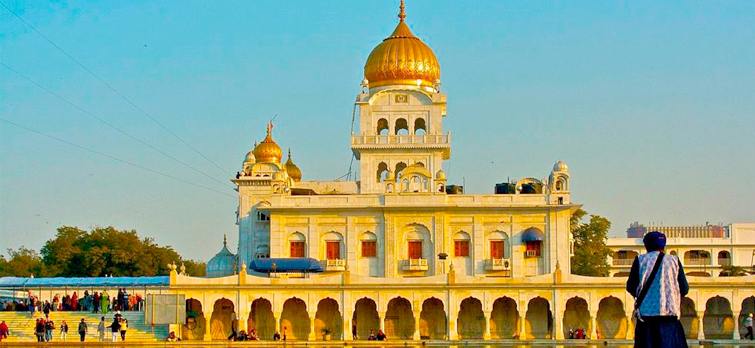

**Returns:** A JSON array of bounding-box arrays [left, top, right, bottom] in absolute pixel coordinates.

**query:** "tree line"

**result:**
[[0, 226, 206, 277]]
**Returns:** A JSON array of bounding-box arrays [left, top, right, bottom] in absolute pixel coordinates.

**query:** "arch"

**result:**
[[738, 296, 755, 338], [490, 297, 518, 339], [596, 296, 627, 339], [410, 175, 422, 192], [385, 297, 414, 340], [419, 297, 447, 339], [680, 297, 699, 339], [353, 298, 379, 340], [288, 232, 306, 242], [453, 231, 471, 241], [183, 298, 206, 340], [395, 118, 408, 135], [717, 250, 731, 265], [458, 297, 485, 339], [562, 297, 589, 339], [247, 298, 274, 340], [377, 118, 389, 135], [281, 297, 310, 340], [360, 231, 377, 241], [395, 162, 407, 178], [376, 162, 389, 182], [414, 118, 426, 135], [209, 298, 235, 340], [684, 250, 711, 264], [704, 296, 734, 339], [488, 231, 510, 259], [314, 298, 342, 340], [525, 297, 552, 339]]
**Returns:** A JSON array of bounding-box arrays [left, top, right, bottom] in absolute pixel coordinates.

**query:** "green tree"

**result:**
[[0, 247, 50, 277], [570, 208, 612, 277], [40, 226, 206, 277], [719, 265, 749, 277]]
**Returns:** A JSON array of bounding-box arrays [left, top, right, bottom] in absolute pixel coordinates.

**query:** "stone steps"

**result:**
[[0, 310, 168, 342]]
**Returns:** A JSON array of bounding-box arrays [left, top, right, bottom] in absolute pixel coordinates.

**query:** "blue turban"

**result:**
[[643, 231, 666, 252]]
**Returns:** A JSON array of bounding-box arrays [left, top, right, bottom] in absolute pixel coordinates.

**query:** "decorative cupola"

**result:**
[[253, 122, 282, 163], [284, 149, 302, 182], [363, 0, 440, 89], [206, 235, 237, 278]]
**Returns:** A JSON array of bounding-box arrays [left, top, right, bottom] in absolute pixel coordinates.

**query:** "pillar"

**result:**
[[697, 315, 705, 340], [309, 315, 317, 341], [413, 312, 421, 340], [519, 310, 527, 340], [626, 316, 635, 340], [237, 316, 247, 336], [273, 311, 281, 335], [378, 311, 386, 332], [590, 311, 598, 339], [448, 312, 458, 340], [733, 311, 741, 340], [344, 310, 353, 340], [483, 310, 492, 340]]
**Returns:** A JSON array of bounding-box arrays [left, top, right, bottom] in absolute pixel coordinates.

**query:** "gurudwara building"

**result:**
[[176, 2, 755, 342]]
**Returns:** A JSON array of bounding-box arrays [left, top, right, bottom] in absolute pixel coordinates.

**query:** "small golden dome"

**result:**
[[364, 0, 440, 88], [253, 122, 282, 163], [285, 149, 302, 182]]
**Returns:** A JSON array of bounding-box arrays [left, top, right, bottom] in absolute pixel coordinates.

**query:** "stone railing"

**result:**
[[717, 258, 731, 266], [524, 250, 539, 258], [484, 258, 512, 271], [351, 134, 450, 146], [402, 258, 429, 271], [612, 258, 634, 266], [322, 259, 346, 271], [685, 258, 711, 266]]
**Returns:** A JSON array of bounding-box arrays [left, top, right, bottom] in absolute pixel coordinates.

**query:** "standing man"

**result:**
[[744, 313, 754, 340], [77, 318, 87, 342], [97, 316, 105, 342], [110, 316, 121, 342]]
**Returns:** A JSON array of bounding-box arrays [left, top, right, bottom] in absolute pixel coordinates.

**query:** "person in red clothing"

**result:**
[[0, 320, 10, 341]]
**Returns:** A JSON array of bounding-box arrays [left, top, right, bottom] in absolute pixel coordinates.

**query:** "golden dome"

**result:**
[[285, 149, 302, 182], [253, 122, 282, 163], [364, 0, 440, 88]]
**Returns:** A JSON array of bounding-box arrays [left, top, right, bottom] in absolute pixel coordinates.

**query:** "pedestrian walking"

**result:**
[[745, 313, 754, 340], [0, 320, 9, 341], [120, 319, 128, 341], [97, 316, 105, 341], [627, 231, 689, 348], [34, 318, 45, 342], [59, 320, 68, 342], [78, 318, 87, 342], [110, 317, 121, 342], [44, 318, 54, 342]]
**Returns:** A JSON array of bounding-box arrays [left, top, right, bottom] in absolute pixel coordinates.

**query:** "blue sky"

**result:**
[[2, 1, 754, 262]]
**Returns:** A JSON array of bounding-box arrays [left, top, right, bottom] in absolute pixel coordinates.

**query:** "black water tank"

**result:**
[[446, 185, 464, 194]]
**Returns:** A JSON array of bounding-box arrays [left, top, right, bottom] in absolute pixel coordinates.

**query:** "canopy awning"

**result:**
[[521, 228, 545, 242], [0, 276, 169, 289], [249, 258, 324, 273]]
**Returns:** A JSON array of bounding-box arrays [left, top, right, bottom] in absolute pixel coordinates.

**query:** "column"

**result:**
[[344, 310, 353, 340], [483, 310, 492, 340], [378, 311, 386, 332], [733, 311, 741, 340], [519, 311, 527, 340], [697, 315, 705, 340], [309, 317, 317, 341], [274, 311, 282, 335], [625, 316, 635, 340], [590, 311, 598, 339], [553, 308, 563, 340], [448, 313, 458, 340], [413, 313, 421, 340]]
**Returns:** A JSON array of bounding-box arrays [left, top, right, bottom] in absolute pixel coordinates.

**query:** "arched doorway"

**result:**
[[596, 296, 627, 338], [281, 297, 310, 340], [183, 298, 206, 340], [525, 297, 552, 339], [248, 298, 275, 340], [704, 296, 734, 338], [490, 297, 518, 339], [385, 297, 414, 340], [562, 297, 589, 338], [314, 298, 342, 340], [680, 297, 698, 338], [209, 298, 235, 340], [458, 297, 485, 339], [352, 298, 379, 340], [739, 296, 755, 338], [419, 297, 446, 339]]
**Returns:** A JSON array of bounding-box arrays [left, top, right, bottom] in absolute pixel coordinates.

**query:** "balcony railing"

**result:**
[[321, 259, 346, 271], [524, 250, 539, 258], [718, 258, 731, 266], [612, 258, 635, 266], [402, 258, 429, 271], [684, 258, 711, 266], [351, 134, 450, 146], [484, 258, 512, 272]]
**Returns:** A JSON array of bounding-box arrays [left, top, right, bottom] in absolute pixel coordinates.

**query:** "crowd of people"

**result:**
[[1, 288, 144, 313]]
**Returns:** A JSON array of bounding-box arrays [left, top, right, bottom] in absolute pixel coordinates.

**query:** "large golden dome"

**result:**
[[364, 1, 440, 88], [253, 122, 282, 163]]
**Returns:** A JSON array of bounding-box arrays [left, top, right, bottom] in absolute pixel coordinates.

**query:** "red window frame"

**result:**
[[326, 241, 341, 260], [290, 241, 305, 257], [408, 241, 423, 259], [490, 240, 505, 259], [525, 241, 541, 257], [454, 240, 469, 257], [361, 241, 377, 258]]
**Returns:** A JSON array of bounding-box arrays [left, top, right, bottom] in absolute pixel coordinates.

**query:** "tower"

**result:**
[[352, 0, 450, 194]]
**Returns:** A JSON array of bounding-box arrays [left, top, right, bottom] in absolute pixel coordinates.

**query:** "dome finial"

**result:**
[[223, 234, 227, 247], [267, 120, 274, 135], [398, 0, 406, 21], [288, 148, 292, 158]]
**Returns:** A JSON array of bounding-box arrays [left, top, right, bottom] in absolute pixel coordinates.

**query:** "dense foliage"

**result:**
[[570, 208, 612, 277], [0, 226, 205, 277]]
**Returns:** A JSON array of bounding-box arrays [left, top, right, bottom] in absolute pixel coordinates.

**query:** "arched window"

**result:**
[[717, 251, 731, 265], [488, 231, 509, 259], [376, 162, 389, 182], [402, 179, 410, 192], [414, 118, 426, 135], [395, 118, 409, 135], [322, 232, 343, 260], [360, 232, 378, 258], [454, 232, 471, 257], [377, 118, 389, 135], [395, 162, 407, 178], [411, 176, 422, 192], [288, 232, 306, 258]]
